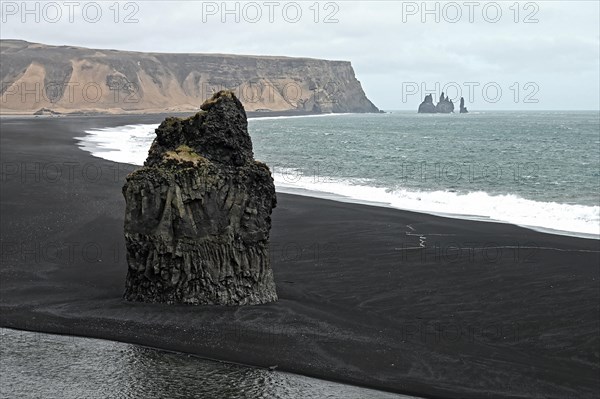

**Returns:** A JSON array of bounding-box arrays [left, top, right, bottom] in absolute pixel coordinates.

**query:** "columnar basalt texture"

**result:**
[[123, 91, 277, 305]]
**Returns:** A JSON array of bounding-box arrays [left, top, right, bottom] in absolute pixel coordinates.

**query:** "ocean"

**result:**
[[77, 111, 600, 239]]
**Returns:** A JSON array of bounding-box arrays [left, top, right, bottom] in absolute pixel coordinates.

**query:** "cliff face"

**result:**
[[123, 91, 278, 305], [0, 40, 379, 114]]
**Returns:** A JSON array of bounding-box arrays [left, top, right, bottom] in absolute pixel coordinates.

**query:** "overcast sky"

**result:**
[[2, 0, 599, 110]]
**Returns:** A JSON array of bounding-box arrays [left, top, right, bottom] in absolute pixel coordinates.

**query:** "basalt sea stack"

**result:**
[[123, 91, 278, 305], [417, 92, 455, 113]]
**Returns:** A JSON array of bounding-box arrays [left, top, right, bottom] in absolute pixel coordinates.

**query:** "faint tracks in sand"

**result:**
[[402, 224, 427, 250]]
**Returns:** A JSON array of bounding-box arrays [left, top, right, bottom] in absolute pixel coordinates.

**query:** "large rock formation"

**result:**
[[435, 93, 454, 113], [417, 94, 436, 113], [417, 92, 455, 113], [1, 40, 379, 114], [122, 91, 278, 305], [459, 97, 468, 113]]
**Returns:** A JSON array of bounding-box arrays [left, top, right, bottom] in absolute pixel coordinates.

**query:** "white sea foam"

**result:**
[[273, 170, 599, 239], [76, 124, 600, 239], [77, 123, 158, 165]]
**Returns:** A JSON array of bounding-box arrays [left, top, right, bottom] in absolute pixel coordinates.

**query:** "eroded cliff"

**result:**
[[0, 40, 379, 114]]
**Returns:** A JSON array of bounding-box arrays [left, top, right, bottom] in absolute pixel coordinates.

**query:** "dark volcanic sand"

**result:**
[[0, 116, 598, 399]]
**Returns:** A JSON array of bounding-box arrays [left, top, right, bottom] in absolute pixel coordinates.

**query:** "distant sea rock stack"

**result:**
[[417, 92, 456, 114], [460, 97, 468, 113], [122, 91, 278, 306], [417, 94, 436, 113], [435, 93, 454, 113]]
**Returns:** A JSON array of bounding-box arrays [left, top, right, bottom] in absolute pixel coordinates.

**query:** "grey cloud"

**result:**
[[1, 0, 598, 109]]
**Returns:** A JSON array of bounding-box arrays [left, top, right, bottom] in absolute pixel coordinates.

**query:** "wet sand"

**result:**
[[0, 116, 598, 399]]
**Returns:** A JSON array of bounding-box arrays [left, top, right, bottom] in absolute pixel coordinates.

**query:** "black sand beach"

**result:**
[[1, 116, 598, 399]]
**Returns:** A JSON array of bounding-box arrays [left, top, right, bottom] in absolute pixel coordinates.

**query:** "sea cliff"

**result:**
[[0, 40, 379, 115]]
